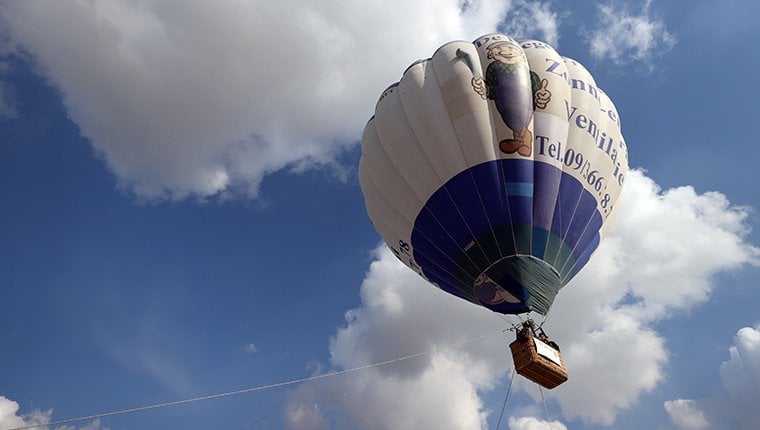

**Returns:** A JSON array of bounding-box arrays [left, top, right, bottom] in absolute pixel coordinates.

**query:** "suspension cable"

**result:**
[[539, 311, 549, 328], [498, 314, 521, 329]]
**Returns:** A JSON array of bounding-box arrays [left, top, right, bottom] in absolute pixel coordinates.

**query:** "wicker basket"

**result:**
[[509, 334, 568, 389]]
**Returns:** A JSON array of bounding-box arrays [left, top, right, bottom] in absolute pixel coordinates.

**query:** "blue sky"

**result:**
[[1, 1, 759, 429]]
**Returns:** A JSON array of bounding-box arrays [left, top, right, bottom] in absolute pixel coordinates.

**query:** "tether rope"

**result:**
[[3, 329, 509, 430], [539, 385, 553, 428], [494, 363, 516, 430]]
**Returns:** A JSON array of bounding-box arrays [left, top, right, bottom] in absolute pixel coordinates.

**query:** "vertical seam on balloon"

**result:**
[[560, 235, 599, 285], [551, 185, 564, 264], [552, 175, 585, 270], [558, 101, 624, 281], [399, 58, 490, 276], [471, 43, 518, 260], [425, 54, 492, 270], [469, 168, 504, 257], [494, 139, 518, 256], [539, 161, 563, 261], [396, 62, 444, 187], [362, 156, 479, 301], [391, 62, 488, 284], [483, 68, 519, 258], [523, 45, 536, 258], [597, 93, 628, 239], [555, 78, 614, 277], [463, 43, 507, 261], [521, 39, 554, 261], [432, 43, 505, 261], [374, 93, 437, 205], [546, 176, 586, 269], [556, 109, 609, 279], [548, 70, 595, 268], [557, 201, 599, 281], [364, 123, 423, 226], [370, 79, 483, 286]]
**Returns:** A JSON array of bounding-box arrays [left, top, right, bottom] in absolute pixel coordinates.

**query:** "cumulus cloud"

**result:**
[[0, 397, 50, 430], [720, 326, 760, 399], [282, 390, 330, 430], [587, 0, 675, 66], [508, 416, 568, 430], [0, 0, 513, 200], [284, 170, 758, 428], [500, 0, 560, 46], [716, 325, 760, 429], [0, 396, 105, 430], [546, 313, 666, 424], [664, 399, 710, 430], [665, 326, 760, 430], [284, 245, 506, 430], [56, 419, 108, 430], [521, 170, 757, 424]]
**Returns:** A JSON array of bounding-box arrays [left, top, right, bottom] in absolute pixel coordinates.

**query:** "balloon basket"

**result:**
[[509, 321, 568, 389]]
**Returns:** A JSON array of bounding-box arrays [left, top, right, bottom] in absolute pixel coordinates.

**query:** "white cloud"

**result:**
[[460, 0, 516, 39], [0, 0, 511, 200], [0, 396, 50, 430], [599, 172, 758, 320], [56, 419, 109, 430], [245, 343, 257, 353], [720, 326, 760, 400], [285, 170, 758, 428], [508, 416, 568, 430], [539, 170, 758, 424], [664, 399, 710, 430], [284, 245, 507, 430], [587, 0, 675, 66], [500, 1, 560, 46], [716, 325, 760, 429], [0, 396, 106, 430], [665, 326, 760, 430], [282, 389, 330, 430], [546, 313, 666, 424]]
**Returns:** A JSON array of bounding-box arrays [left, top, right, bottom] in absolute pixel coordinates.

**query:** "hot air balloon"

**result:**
[[358, 34, 628, 388]]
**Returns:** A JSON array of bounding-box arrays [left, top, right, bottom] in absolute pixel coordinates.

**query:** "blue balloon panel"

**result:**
[[411, 159, 602, 315]]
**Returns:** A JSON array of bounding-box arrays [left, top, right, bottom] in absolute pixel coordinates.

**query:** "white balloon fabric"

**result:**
[[359, 34, 628, 315]]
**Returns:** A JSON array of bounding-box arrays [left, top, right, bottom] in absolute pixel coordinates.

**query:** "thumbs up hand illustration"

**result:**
[[533, 78, 551, 109]]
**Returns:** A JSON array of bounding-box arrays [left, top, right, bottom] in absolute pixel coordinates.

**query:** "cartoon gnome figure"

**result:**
[[471, 41, 551, 157], [472, 272, 521, 306]]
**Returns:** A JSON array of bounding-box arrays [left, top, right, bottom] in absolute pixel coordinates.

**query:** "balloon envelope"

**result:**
[[359, 34, 628, 315]]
